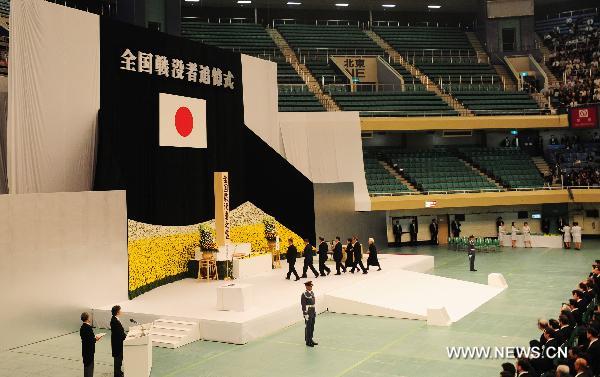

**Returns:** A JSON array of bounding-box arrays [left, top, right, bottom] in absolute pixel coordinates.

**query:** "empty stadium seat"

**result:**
[[363, 156, 411, 194]]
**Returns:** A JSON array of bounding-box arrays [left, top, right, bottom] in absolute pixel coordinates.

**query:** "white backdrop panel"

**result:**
[[0, 191, 128, 350], [241, 54, 282, 155], [8, 0, 99, 193], [279, 112, 370, 211]]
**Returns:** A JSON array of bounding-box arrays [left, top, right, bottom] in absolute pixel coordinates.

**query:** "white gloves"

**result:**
[[304, 314, 309, 321]]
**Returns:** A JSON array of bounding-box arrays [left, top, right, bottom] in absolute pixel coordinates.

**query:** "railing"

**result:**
[[409, 55, 481, 65], [539, 7, 599, 21], [368, 185, 600, 197], [401, 49, 475, 59], [358, 110, 460, 118], [182, 17, 252, 24], [295, 47, 381, 60], [324, 82, 424, 93], [278, 84, 310, 93], [371, 21, 467, 29]]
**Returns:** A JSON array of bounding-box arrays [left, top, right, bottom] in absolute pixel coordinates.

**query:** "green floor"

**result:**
[[4, 242, 600, 377]]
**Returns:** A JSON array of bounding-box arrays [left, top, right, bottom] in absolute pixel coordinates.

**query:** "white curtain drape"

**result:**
[[8, 0, 99, 193], [279, 112, 371, 211]]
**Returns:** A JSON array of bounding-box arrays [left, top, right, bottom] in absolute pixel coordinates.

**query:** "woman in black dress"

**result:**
[[344, 238, 354, 270], [367, 238, 381, 271]]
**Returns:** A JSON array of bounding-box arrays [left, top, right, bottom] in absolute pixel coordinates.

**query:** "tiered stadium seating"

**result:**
[[417, 63, 502, 91], [182, 21, 279, 56], [277, 24, 384, 86], [383, 149, 497, 192], [536, 10, 598, 36], [372, 26, 473, 56], [330, 91, 457, 117], [278, 86, 325, 112], [387, 60, 426, 91], [181, 21, 324, 111], [461, 148, 544, 188], [363, 157, 410, 194], [0, 0, 8, 18], [452, 91, 542, 115]]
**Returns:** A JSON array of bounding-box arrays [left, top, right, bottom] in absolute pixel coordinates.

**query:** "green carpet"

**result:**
[[3, 242, 599, 377]]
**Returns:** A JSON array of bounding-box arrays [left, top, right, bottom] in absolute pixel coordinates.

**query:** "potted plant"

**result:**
[[199, 224, 218, 259]]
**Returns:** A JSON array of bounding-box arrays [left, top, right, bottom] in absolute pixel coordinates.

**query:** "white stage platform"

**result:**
[[93, 254, 504, 344]]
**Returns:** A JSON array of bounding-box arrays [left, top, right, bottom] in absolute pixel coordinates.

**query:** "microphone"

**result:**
[[130, 318, 138, 324]]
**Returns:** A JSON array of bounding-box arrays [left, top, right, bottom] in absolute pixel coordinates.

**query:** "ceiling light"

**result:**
[[428, 5, 441, 8], [287, 1, 302, 4], [335, 3, 349, 7], [237, 0, 252, 4], [184, 0, 200, 2], [382, 4, 396, 7]]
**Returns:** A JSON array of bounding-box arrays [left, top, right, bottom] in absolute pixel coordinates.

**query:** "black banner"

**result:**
[[94, 18, 315, 241]]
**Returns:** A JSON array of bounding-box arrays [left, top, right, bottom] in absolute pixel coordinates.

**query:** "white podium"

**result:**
[[217, 283, 253, 311], [233, 253, 272, 279], [124, 324, 152, 377]]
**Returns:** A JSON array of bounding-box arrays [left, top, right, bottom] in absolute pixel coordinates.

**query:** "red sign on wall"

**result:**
[[569, 105, 599, 129]]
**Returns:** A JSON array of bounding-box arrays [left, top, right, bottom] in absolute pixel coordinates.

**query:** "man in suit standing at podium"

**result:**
[[80, 312, 102, 377], [110, 305, 126, 377], [301, 238, 319, 279]]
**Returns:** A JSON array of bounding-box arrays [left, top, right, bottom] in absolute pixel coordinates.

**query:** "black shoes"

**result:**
[[334, 273, 341, 275], [295, 277, 300, 281], [306, 343, 314, 347], [301, 275, 307, 278], [470, 269, 477, 272]]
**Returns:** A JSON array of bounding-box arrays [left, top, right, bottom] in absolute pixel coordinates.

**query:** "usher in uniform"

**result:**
[[301, 284, 317, 347]]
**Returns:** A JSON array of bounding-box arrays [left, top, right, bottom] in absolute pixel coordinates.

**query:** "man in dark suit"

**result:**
[[332, 236, 345, 275], [317, 237, 331, 277], [392, 221, 402, 246], [429, 219, 438, 245], [110, 305, 126, 377], [467, 235, 477, 272], [409, 220, 418, 245], [451, 219, 461, 238], [285, 238, 300, 281], [301, 238, 319, 279], [350, 236, 367, 274], [80, 312, 101, 377], [515, 358, 532, 376], [556, 314, 573, 345], [585, 326, 600, 376]]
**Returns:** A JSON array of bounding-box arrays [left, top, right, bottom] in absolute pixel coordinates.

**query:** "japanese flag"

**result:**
[[159, 93, 207, 148]]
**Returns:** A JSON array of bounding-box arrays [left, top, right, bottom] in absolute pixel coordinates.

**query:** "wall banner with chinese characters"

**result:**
[[331, 56, 378, 84], [94, 18, 315, 239], [569, 105, 599, 129]]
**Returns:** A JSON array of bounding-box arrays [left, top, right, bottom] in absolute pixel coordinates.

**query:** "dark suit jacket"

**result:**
[[287, 245, 297, 264], [429, 223, 438, 235], [110, 316, 126, 358], [586, 339, 600, 375], [393, 224, 402, 235], [409, 224, 417, 235], [333, 242, 343, 262], [556, 325, 573, 345], [303, 244, 313, 264], [318, 242, 328, 260], [80, 323, 96, 366], [353, 242, 362, 261]]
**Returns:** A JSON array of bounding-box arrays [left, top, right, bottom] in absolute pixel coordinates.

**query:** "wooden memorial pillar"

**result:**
[[214, 172, 230, 246]]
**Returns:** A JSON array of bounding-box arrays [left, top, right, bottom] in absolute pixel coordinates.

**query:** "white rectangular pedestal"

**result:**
[[216, 284, 253, 311], [123, 325, 152, 377], [233, 253, 272, 279]]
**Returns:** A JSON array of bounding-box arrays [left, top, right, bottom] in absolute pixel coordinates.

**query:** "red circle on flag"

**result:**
[[175, 107, 193, 137]]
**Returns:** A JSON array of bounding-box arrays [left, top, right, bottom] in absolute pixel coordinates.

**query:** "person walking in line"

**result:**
[[522, 222, 532, 248], [301, 238, 319, 279], [572, 222, 582, 250], [344, 238, 354, 270], [317, 237, 331, 277], [350, 236, 368, 274], [285, 238, 300, 281], [332, 237, 345, 275], [563, 223, 572, 249], [511, 222, 518, 248], [366, 238, 381, 271]]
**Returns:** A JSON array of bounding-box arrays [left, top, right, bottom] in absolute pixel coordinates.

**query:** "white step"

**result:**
[[150, 318, 200, 349]]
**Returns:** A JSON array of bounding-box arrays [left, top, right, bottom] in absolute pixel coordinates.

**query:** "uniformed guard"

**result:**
[[301, 281, 318, 347], [468, 235, 477, 272]]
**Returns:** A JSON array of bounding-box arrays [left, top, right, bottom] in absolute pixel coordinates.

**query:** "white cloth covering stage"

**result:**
[[500, 234, 562, 248], [93, 254, 505, 344]]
